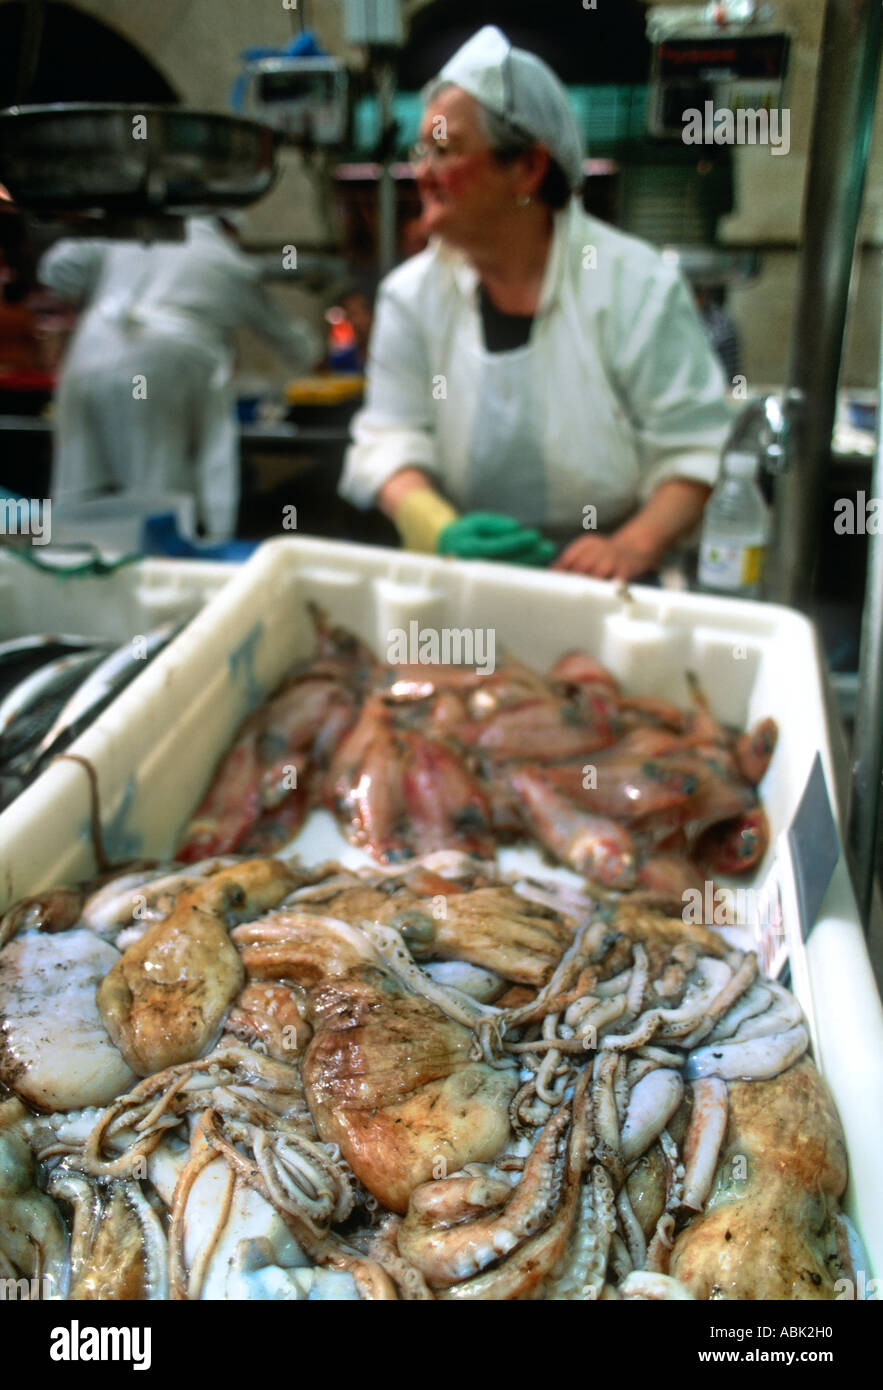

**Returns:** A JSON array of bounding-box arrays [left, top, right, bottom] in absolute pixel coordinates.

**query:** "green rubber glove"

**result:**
[[438, 512, 556, 566]]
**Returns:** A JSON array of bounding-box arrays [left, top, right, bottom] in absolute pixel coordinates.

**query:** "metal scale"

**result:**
[[0, 0, 405, 256]]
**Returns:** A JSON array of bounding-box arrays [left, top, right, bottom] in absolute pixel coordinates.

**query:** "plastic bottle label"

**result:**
[[740, 545, 764, 586], [699, 540, 766, 591]]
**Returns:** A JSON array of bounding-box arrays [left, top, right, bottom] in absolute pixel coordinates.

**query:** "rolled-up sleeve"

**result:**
[[339, 281, 437, 509], [609, 262, 733, 501]]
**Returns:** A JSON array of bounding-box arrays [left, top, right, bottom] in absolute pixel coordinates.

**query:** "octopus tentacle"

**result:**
[[499, 919, 612, 1031], [544, 1163, 614, 1300], [620, 1069, 684, 1165], [681, 1076, 728, 1211], [47, 1168, 167, 1300], [75, 1042, 305, 1177], [360, 1215, 436, 1301], [625, 943, 649, 1018], [440, 1068, 594, 1302], [616, 1184, 647, 1269], [658, 1127, 686, 1212], [680, 953, 758, 1049], [685, 1023, 809, 1082], [509, 1077, 543, 1133], [534, 1014, 567, 1105], [619, 1270, 694, 1300], [608, 1230, 632, 1283], [401, 1104, 571, 1287], [613, 1052, 630, 1123], [168, 1119, 222, 1301], [573, 995, 629, 1040], [592, 1051, 624, 1187], [356, 919, 500, 1030], [724, 980, 804, 1042], [645, 1212, 676, 1273], [197, 1110, 396, 1300]]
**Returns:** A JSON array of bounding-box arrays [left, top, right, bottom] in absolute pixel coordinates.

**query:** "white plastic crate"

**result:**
[[0, 536, 879, 1283], [48, 492, 197, 555], [0, 552, 234, 643]]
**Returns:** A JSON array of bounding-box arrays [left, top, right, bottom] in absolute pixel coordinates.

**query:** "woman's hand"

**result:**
[[552, 533, 659, 580], [553, 479, 713, 581]]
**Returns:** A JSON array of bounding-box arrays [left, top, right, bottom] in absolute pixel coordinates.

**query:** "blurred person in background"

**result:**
[[39, 214, 320, 540], [340, 26, 732, 579]]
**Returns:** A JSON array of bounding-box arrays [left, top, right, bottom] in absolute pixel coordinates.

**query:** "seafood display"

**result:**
[[0, 605, 860, 1302], [0, 851, 854, 1300], [0, 625, 183, 812], [178, 609, 777, 913]]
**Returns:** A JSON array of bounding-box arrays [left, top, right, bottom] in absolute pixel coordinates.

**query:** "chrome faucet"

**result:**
[[723, 390, 803, 475]]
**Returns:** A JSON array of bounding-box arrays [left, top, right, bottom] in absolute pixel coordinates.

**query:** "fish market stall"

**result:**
[[1, 0, 882, 1317], [0, 537, 879, 1301]]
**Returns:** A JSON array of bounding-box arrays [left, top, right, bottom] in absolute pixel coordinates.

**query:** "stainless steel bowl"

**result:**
[[0, 104, 278, 215]]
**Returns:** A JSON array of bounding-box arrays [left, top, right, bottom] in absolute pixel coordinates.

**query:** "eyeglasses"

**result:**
[[410, 141, 452, 168], [409, 140, 484, 169]]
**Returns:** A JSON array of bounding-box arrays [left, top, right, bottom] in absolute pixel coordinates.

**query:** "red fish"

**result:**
[[401, 733, 494, 858], [540, 752, 698, 823], [635, 852, 708, 902], [605, 727, 684, 758], [547, 650, 619, 691], [238, 786, 310, 854], [479, 759, 529, 839], [734, 717, 778, 786], [696, 806, 769, 875], [627, 750, 755, 850], [328, 699, 411, 860], [178, 728, 262, 860], [617, 695, 686, 733], [509, 767, 637, 889], [381, 665, 487, 702], [303, 602, 379, 686], [683, 671, 731, 746], [257, 680, 355, 812], [350, 729, 411, 860], [428, 690, 470, 738], [460, 698, 616, 761], [326, 696, 395, 812]]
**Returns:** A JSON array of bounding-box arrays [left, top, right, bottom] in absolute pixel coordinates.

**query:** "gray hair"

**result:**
[[422, 77, 574, 209], [423, 78, 534, 158]]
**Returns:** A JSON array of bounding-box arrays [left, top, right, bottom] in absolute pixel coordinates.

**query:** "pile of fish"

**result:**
[[0, 626, 181, 812], [179, 609, 778, 912]]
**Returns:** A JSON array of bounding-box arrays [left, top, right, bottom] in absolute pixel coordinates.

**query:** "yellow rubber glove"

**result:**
[[394, 487, 460, 553]]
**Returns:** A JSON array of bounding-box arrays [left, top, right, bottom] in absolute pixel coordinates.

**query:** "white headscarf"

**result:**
[[437, 25, 585, 189]]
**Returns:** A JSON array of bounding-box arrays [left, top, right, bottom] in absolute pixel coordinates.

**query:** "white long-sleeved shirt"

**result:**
[[39, 219, 319, 538], [340, 199, 732, 534], [39, 218, 318, 369]]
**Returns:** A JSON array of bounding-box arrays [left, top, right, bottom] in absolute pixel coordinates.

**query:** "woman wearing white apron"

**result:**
[[340, 26, 732, 580]]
